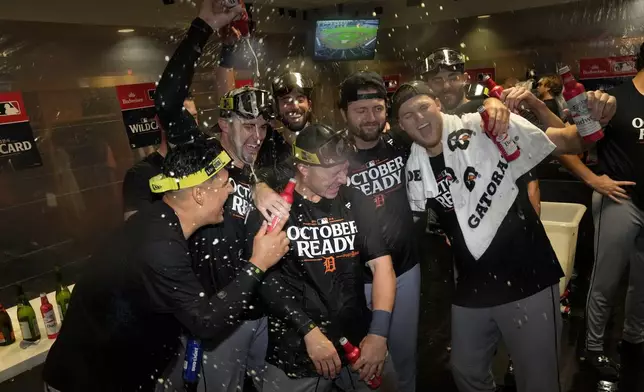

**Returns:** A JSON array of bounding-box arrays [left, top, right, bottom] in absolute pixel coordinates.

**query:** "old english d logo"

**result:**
[[464, 166, 479, 191], [447, 129, 474, 151]]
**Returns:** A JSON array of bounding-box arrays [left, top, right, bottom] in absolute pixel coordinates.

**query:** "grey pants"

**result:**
[[450, 285, 562, 392], [586, 192, 644, 351], [158, 318, 268, 392], [364, 263, 420, 392], [262, 358, 398, 392]]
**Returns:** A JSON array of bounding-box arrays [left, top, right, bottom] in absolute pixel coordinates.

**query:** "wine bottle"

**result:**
[[16, 284, 40, 342], [55, 267, 71, 322], [0, 303, 16, 346]]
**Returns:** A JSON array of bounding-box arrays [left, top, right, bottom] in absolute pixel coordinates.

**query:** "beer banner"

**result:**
[[383, 74, 401, 93], [579, 56, 638, 80], [116, 83, 160, 149], [0, 91, 43, 171], [235, 79, 254, 88], [465, 67, 496, 83]]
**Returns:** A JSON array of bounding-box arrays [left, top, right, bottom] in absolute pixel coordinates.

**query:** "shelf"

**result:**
[[0, 285, 75, 384]]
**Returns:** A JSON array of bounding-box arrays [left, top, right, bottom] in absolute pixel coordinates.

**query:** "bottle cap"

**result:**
[[40, 293, 46, 298], [558, 65, 571, 75], [339, 337, 348, 345]]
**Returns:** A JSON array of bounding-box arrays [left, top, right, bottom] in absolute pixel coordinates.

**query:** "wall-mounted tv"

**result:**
[[313, 19, 379, 61]]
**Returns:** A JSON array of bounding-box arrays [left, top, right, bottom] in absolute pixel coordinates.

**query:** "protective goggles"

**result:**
[[219, 89, 276, 120], [149, 150, 231, 193], [292, 132, 355, 167], [422, 48, 466, 75]]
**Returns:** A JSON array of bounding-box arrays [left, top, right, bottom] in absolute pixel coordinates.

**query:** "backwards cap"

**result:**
[[271, 72, 314, 99], [339, 71, 388, 110], [391, 81, 436, 119]]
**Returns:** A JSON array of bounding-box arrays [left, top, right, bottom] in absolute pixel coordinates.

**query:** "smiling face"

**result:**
[[398, 95, 444, 155], [219, 114, 269, 165], [426, 69, 468, 111], [298, 161, 349, 200], [343, 88, 387, 144], [277, 90, 311, 132]]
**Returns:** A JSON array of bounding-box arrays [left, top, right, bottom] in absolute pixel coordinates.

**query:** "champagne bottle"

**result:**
[[0, 303, 16, 346], [55, 267, 71, 322], [16, 284, 40, 342], [40, 293, 59, 339]]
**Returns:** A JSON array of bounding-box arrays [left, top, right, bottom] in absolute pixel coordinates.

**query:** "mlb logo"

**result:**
[[317, 218, 329, 225], [367, 160, 376, 168]]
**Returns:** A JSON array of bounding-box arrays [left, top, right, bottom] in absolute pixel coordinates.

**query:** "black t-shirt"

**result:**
[[248, 189, 386, 378], [43, 202, 263, 392], [543, 99, 561, 118], [596, 80, 644, 210], [190, 161, 254, 297], [122, 151, 164, 213], [348, 138, 419, 281], [427, 154, 562, 308]]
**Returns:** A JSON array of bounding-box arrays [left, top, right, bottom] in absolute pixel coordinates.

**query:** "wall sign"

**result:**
[[115, 83, 160, 149], [465, 67, 496, 83], [0, 91, 43, 171], [579, 56, 638, 80], [383, 74, 401, 93], [235, 79, 254, 88]]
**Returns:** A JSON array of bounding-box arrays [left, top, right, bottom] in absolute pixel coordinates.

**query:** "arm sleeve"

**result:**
[[155, 17, 213, 146], [140, 239, 263, 341], [245, 209, 317, 336], [122, 167, 154, 213]]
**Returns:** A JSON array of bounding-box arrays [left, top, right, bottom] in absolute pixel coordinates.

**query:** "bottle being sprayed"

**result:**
[[478, 106, 521, 162], [558, 65, 604, 142], [221, 0, 261, 79], [267, 178, 296, 233], [339, 337, 382, 390], [481, 75, 504, 100]]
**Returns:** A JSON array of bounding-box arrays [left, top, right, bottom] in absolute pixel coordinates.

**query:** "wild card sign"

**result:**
[[116, 83, 161, 149], [0, 91, 43, 171]]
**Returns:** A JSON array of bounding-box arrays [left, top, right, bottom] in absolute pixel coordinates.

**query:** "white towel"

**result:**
[[406, 112, 556, 259]]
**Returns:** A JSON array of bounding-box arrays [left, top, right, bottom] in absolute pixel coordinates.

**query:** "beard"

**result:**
[[440, 87, 466, 111], [350, 121, 386, 143], [280, 108, 311, 132]]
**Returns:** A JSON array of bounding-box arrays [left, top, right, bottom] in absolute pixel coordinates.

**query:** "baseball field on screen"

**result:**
[[318, 25, 378, 50]]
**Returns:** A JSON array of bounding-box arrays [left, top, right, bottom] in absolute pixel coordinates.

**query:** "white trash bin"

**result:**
[[540, 202, 587, 296]]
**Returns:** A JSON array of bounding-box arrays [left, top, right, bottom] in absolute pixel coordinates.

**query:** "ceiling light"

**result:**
[[477, 15, 491, 19], [118, 29, 135, 33]]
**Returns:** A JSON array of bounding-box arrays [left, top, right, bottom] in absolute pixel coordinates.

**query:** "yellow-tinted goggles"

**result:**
[[149, 150, 231, 193]]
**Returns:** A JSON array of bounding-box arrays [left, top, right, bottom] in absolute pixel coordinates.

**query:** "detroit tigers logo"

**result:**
[[463, 166, 479, 192], [447, 129, 474, 152], [443, 167, 458, 184]]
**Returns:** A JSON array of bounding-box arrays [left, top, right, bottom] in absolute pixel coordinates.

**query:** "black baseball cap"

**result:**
[[271, 72, 314, 99], [293, 123, 355, 167], [391, 81, 437, 119], [338, 71, 388, 110]]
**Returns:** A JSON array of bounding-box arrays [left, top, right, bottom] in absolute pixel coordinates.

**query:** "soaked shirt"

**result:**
[[348, 138, 419, 281], [427, 154, 563, 307], [42, 202, 264, 392], [596, 80, 644, 210], [190, 162, 254, 298], [248, 190, 387, 378]]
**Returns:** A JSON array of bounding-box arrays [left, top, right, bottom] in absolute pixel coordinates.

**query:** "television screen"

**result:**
[[314, 19, 379, 61]]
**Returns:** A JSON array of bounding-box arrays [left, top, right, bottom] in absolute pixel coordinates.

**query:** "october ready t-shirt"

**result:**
[[596, 80, 644, 210]]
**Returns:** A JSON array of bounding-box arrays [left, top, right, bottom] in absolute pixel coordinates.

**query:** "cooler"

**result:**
[[540, 202, 587, 296]]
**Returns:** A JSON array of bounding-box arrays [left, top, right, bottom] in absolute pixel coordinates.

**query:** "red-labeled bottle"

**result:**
[[220, 0, 250, 38], [339, 337, 382, 390], [482, 75, 504, 100], [267, 178, 296, 233], [478, 106, 521, 162], [40, 293, 59, 339], [558, 66, 604, 142]]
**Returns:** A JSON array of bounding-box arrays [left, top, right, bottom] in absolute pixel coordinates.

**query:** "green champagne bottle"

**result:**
[[16, 284, 41, 342], [0, 303, 16, 346], [55, 267, 71, 322]]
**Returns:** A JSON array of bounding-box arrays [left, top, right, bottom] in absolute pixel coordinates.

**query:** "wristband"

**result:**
[[219, 44, 236, 68], [245, 263, 264, 282], [297, 320, 317, 336], [369, 310, 392, 338]]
